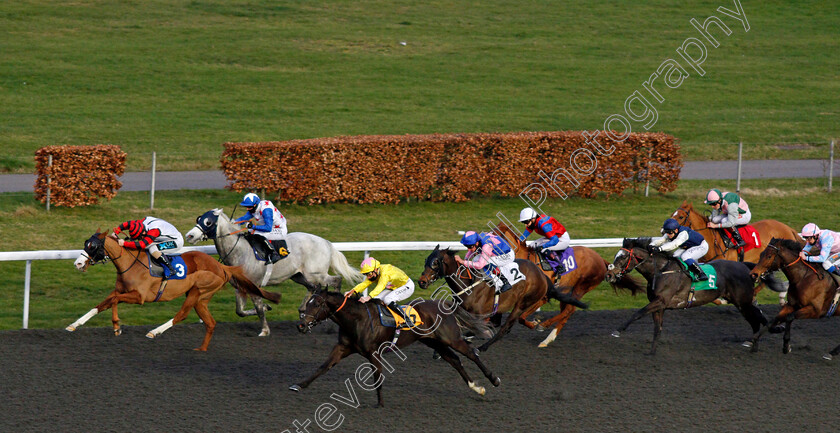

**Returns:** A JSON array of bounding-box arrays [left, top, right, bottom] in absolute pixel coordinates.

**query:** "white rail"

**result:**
[[0, 239, 625, 329]]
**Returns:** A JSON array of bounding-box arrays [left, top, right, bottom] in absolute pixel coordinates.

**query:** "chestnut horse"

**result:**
[[70, 231, 281, 351], [494, 222, 644, 347], [606, 238, 772, 354], [748, 238, 840, 358], [418, 246, 588, 350], [670, 200, 801, 263], [291, 288, 500, 407]]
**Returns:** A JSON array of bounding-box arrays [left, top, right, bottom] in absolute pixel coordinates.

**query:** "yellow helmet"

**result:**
[[360, 257, 381, 274]]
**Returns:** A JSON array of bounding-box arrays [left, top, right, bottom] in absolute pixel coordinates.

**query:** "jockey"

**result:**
[[233, 193, 287, 264], [455, 230, 515, 292], [518, 207, 570, 274], [649, 218, 710, 281], [113, 217, 184, 279], [704, 188, 751, 248], [345, 257, 415, 323], [799, 223, 840, 277]]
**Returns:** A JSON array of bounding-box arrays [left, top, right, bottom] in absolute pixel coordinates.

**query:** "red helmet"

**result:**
[[128, 220, 145, 238]]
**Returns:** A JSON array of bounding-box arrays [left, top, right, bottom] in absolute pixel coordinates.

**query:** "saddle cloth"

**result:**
[[245, 236, 290, 262], [542, 248, 578, 276], [147, 255, 188, 280], [488, 262, 526, 293], [677, 259, 718, 290], [722, 225, 760, 251], [376, 304, 423, 329]]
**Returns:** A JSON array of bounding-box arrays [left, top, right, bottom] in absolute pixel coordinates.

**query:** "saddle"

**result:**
[[536, 248, 577, 276], [375, 303, 423, 329], [146, 255, 187, 280], [719, 225, 760, 251], [244, 234, 290, 262]]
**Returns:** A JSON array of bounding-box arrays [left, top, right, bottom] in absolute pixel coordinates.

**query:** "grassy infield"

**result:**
[[1, 1, 838, 329]]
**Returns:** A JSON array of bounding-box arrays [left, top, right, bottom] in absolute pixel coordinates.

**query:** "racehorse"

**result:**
[[669, 200, 801, 264], [185, 209, 363, 336], [290, 288, 501, 407], [418, 246, 589, 350], [748, 238, 840, 358], [493, 221, 644, 347], [606, 238, 773, 354], [69, 230, 282, 351]]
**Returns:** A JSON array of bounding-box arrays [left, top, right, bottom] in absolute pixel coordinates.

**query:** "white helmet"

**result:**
[[519, 207, 538, 223], [800, 223, 821, 238]]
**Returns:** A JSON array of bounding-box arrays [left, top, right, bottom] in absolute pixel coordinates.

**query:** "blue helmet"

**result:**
[[240, 193, 260, 208], [662, 218, 680, 233], [460, 231, 480, 247]]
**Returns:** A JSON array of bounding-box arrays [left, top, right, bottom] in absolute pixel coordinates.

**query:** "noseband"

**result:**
[[299, 294, 348, 332]]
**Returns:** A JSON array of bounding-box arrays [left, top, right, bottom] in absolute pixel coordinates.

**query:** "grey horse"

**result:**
[[185, 208, 363, 336]]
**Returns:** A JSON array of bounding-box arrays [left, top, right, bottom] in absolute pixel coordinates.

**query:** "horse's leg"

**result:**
[[290, 272, 318, 291], [234, 288, 255, 316], [147, 287, 202, 340], [780, 304, 821, 354], [517, 298, 547, 329], [477, 306, 526, 352], [782, 314, 796, 355], [650, 309, 664, 355], [291, 343, 354, 391], [442, 338, 501, 387], [736, 302, 768, 349], [750, 305, 794, 353], [67, 290, 143, 336], [420, 340, 488, 396], [537, 303, 577, 348], [365, 353, 387, 407], [192, 298, 217, 351], [250, 295, 271, 337], [611, 299, 666, 337]]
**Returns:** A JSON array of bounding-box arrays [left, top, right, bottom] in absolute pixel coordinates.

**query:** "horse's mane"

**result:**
[[622, 237, 652, 249], [773, 238, 803, 252]]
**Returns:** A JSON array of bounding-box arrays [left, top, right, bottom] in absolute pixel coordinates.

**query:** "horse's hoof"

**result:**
[[535, 325, 546, 332], [492, 376, 501, 387], [823, 353, 833, 361], [145, 332, 156, 339], [538, 343, 548, 348], [611, 331, 621, 338], [741, 340, 753, 348], [258, 330, 270, 337], [432, 351, 441, 360], [783, 346, 792, 355], [289, 384, 301, 392], [114, 329, 122, 336], [65, 325, 76, 332]]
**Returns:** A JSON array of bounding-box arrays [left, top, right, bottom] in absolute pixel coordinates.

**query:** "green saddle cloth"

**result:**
[[677, 260, 718, 290]]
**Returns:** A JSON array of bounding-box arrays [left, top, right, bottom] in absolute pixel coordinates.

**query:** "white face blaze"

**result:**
[[613, 249, 626, 261], [672, 211, 679, 217], [74, 251, 90, 271]]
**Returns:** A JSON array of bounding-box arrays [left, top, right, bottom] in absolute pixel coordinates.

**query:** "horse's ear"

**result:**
[[681, 199, 692, 208], [433, 244, 440, 252], [213, 208, 223, 215]]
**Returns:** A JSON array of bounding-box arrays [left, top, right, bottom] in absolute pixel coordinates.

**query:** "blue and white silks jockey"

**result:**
[[234, 193, 288, 264], [455, 231, 515, 292], [799, 223, 840, 276], [649, 218, 710, 281]]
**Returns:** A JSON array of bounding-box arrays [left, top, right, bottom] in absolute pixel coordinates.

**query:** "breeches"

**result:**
[[376, 279, 416, 304], [673, 241, 709, 263], [534, 232, 571, 251], [711, 210, 751, 228], [148, 238, 184, 255]]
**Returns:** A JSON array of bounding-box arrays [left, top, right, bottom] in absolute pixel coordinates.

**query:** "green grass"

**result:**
[[1, 0, 839, 173], [0, 177, 831, 330]]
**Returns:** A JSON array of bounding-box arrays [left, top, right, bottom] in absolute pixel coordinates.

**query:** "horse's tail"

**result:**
[[742, 262, 788, 293], [225, 265, 282, 303], [451, 303, 495, 339], [603, 258, 646, 295], [545, 275, 589, 309], [330, 246, 364, 285]]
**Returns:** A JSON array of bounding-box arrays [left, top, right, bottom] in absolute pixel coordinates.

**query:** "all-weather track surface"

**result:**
[[3, 305, 839, 433]]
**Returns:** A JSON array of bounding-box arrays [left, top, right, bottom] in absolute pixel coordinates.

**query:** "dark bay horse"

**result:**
[[418, 246, 588, 350], [606, 238, 771, 354], [748, 238, 840, 358], [494, 222, 644, 347], [670, 200, 801, 264], [290, 289, 501, 407], [70, 231, 281, 351]]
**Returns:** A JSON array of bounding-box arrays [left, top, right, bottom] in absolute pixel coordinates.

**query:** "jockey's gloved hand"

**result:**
[[246, 222, 254, 229], [649, 245, 662, 253]]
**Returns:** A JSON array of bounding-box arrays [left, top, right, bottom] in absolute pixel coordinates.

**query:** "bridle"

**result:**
[[423, 251, 478, 296], [761, 241, 822, 279], [298, 293, 349, 333], [610, 247, 649, 279]]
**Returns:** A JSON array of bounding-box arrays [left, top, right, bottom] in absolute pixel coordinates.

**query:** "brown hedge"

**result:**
[[34, 145, 127, 207], [221, 131, 681, 204]]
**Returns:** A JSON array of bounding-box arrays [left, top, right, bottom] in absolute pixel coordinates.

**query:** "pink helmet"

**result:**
[[360, 257, 381, 274], [800, 223, 821, 238], [704, 188, 722, 205]]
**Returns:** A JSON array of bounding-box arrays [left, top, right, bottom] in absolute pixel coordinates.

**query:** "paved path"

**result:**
[[0, 160, 835, 193]]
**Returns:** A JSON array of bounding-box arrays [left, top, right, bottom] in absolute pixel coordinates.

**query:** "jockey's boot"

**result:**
[[548, 250, 567, 275], [388, 302, 411, 326], [729, 228, 747, 248], [497, 273, 512, 293], [689, 263, 709, 281], [261, 238, 281, 264], [156, 254, 176, 279]]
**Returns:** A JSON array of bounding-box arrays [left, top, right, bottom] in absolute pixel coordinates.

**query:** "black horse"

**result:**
[[290, 288, 501, 407], [605, 238, 776, 354]]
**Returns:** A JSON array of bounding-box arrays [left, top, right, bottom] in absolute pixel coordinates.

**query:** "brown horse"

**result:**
[[70, 230, 281, 351], [670, 200, 801, 263], [748, 238, 840, 358], [494, 221, 644, 347], [418, 246, 588, 350], [291, 288, 500, 407]]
